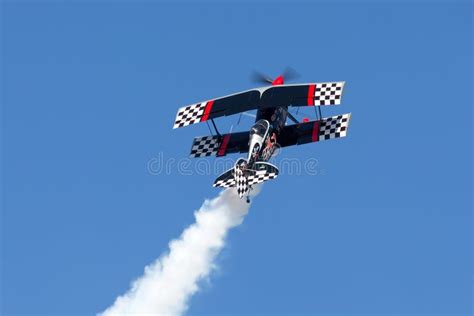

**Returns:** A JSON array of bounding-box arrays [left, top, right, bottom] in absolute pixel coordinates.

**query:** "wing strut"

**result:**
[[211, 119, 221, 136], [206, 121, 214, 135], [315, 106, 323, 121], [287, 111, 300, 124]]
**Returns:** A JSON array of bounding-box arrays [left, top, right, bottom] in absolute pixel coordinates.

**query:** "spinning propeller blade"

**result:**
[[250, 70, 273, 85], [282, 67, 300, 82], [251, 67, 300, 85]]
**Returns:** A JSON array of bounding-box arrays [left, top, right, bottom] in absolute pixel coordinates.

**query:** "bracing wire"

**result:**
[[206, 121, 213, 135]]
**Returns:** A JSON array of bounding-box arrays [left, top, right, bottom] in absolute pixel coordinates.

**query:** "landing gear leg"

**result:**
[[246, 186, 252, 203]]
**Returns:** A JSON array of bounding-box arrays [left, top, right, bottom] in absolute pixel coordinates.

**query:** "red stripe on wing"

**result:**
[[217, 134, 231, 157], [311, 121, 320, 142], [307, 84, 316, 106], [200, 100, 214, 122]]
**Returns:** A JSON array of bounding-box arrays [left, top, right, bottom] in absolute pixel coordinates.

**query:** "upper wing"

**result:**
[[260, 82, 345, 108], [173, 89, 261, 129], [189, 131, 249, 158], [174, 81, 346, 129], [278, 113, 351, 147]]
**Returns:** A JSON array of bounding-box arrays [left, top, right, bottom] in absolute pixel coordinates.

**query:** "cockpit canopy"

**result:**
[[250, 119, 270, 137]]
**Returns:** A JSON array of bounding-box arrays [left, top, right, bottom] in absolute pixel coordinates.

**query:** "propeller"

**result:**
[[250, 70, 273, 85], [250, 67, 301, 85], [281, 67, 300, 82]]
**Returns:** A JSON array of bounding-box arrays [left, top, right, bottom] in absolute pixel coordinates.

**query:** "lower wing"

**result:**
[[278, 113, 352, 147], [189, 132, 249, 158]]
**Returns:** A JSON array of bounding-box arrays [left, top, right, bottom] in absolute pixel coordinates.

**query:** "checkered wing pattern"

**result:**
[[213, 168, 236, 188], [214, 177, 235, 188], [313, 82, 345, 106], [319, 113, 351, 141], [247, 170, 278, 186], [247, 162, 279, 186], [235, 168, 248, 198], [190, 135, 221, 158], [173, 102, 208, 129]]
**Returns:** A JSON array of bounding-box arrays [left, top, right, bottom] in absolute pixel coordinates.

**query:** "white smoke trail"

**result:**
[[99, 187, 259, 316]]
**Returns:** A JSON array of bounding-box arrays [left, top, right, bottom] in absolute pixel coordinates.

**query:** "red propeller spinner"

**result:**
[[251, 68, 299, 86], [271, 75, 284, 85]]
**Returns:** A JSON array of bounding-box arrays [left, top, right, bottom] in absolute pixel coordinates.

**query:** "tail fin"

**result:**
[[213, 159, 279, 198]]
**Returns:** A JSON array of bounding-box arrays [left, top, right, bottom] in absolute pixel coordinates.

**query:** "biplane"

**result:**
[[173, 72, 351, 202]]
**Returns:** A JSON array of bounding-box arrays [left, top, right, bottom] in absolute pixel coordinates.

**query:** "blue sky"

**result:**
[[1, 1, 472, 315]]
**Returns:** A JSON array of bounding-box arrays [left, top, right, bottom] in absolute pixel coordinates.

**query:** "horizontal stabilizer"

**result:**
[[213, 168, 235, 188], [213, 160, 279, 198], [247, 162, 279, 186]]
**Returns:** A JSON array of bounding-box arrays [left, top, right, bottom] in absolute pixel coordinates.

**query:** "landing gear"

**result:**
[[245, 186, 252, 203]]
